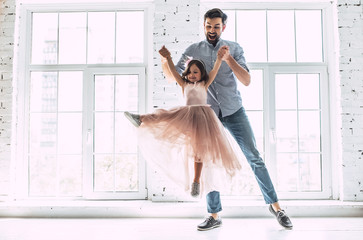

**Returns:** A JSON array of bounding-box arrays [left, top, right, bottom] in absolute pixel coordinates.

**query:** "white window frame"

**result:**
[[200, 1, 338, 200], [14, 2, 153, 200]]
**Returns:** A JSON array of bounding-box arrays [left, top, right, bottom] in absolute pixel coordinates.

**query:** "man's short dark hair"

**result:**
[[204, 8, 228, 25]]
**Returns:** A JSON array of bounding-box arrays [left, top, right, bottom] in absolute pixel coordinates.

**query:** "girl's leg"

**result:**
[[193, 160, 203, 183]]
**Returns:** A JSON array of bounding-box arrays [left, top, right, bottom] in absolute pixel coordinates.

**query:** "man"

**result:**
[[160, 8, 293, 231]]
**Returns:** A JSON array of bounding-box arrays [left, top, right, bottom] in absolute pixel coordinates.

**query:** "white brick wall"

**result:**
[[0, 0, 15, 196], [0, 0, 362, 201], [337, 0, 363, 201]]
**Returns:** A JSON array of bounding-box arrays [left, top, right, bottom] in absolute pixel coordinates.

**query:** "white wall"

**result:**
[[337, 0, 363, 201], [0, 0, 362, 201]]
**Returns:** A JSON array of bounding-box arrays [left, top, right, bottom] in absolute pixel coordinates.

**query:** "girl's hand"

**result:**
[[218, 45, 230, 61], [159, 45, 171, 59]]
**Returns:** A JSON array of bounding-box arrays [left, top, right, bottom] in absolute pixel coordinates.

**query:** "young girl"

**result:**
[[124, 45, 241, 197]]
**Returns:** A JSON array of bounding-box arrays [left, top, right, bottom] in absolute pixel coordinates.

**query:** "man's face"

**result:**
[[204, 17, 225, 45]]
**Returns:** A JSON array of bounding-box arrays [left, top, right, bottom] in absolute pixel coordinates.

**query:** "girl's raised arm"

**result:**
[[205, 46, 226, 88], [159, 46, 185, 87]]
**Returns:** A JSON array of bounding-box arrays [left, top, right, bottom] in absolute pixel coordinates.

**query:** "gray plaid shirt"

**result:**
[[175, 39, 249, 117]]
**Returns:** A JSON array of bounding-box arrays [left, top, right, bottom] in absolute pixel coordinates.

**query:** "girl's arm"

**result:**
[[159, 46, 185, 87], [205, 46, 224, 88]]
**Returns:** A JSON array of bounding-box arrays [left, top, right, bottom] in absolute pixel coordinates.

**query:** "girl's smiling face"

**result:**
[[187, 64, 202, 83]]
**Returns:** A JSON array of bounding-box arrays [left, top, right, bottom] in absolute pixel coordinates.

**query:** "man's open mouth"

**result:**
[[208, 33, 217, 41]]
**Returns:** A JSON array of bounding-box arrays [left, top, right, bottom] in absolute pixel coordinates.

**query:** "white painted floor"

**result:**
[[0, 217, 363, 240]]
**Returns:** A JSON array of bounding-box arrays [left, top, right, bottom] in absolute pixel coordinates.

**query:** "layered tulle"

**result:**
[[137, 104, 242, 195]]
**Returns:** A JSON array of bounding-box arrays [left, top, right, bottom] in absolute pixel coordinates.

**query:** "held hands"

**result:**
[[159, 45, 171, 60], [218, 45, 231, 61]]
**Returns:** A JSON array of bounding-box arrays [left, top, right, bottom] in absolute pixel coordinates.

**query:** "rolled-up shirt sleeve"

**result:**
[[233, 43, 250, 73]]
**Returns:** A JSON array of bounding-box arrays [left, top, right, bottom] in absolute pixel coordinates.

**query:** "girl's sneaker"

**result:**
[[191, 182, 200, 197], [124, 111, 141, 128]]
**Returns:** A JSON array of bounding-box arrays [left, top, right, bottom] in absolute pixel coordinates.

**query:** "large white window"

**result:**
[[202, 3, 333, 199], [16, 4, 151, 199]]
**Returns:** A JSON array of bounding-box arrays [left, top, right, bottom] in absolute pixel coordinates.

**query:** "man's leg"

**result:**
[[220, 107, 292, 228], [197, 191, 222, 231]]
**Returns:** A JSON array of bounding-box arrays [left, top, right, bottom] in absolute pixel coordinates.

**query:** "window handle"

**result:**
[[87, 129, 92, 144], [270, 128, 276, 143]]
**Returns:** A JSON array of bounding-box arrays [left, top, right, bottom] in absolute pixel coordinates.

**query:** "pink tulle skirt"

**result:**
[[137, 105, 242, 195]]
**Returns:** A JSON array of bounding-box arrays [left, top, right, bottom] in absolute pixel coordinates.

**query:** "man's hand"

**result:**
[[218, 45, 231, 61], [159, 45, 171, 60]]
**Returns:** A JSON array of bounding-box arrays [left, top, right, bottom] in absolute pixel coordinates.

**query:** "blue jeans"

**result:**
[[206, 107, 278, 213]]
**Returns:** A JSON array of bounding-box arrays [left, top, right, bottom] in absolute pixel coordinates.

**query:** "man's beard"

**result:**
[[206, 33, 220, 46]]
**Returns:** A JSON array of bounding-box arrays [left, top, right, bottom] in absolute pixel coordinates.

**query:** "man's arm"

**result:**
[[222, 46, 251, 86]]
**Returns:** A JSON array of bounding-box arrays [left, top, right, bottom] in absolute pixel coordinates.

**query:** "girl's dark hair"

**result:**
[[204, 8, 228, 25], [181, 59, 209, 83]]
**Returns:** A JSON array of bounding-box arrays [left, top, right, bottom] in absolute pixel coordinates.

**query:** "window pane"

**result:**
[[88, 12, 115, 63], [237, 10, 267, 62], [29, 154, 57, 196], [58, 72, 83, 112], [115, 154, 138, 191], [94, 154, 114, 191], [30, 72, 57, 112], [276, 111, 298, 152], [115, 113, 137, 153], [95, 75, 115, 111], [59, 13, 87, 64], [59, 155, 82, 196], [115, 75, 138, 112], [29, 113, 57, 155], [116, 11, 144, 63], [222, 10, 235, 41], [267, 10, 295, 62], [275, 74, 297, 110], [296, 10, 323, 62], [31, 13, 58, 64], [58, 113, 82, 154], [299, 111, 321, 152], [276, 153, 298, 191], [299, 153, 321, 191], [238, 69, 263, 110], [94, 112, 114, 153], [298, 74, 320, 109]]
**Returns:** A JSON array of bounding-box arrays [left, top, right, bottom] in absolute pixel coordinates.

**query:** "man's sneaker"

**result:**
[[269, 204, 293, 229], [191, 182, 200, 197], [197, 216, 222, 231], [124, 111, 141, 128]]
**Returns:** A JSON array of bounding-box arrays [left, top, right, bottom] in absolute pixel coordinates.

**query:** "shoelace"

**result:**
[[277, 210, 286, 218]]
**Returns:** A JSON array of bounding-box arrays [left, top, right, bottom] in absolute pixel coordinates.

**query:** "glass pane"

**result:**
[[267, 10, 295, 62], [95, 75, 115, 111], [29, 154, 57, 196], [298, 74, 320, 110], [30, 72, 57, 112], [275, 74, 297, 110], [88, 12, 115, 63], [59, 155, 82, 196], [115, 154, 138, 191], [116, 11, 144, 63], [58, 72, 83, 112], [299, 153, 321, 191], [296, 10, 323, 62], [222, 10, 235, 42], [115, 75, 138, 112], [237, 10, 267, 62], [246, 111, 264, 154], [59, 12, 87, 64], [115, 113, 137, 153], [58, 113, 82, 154], [276, 153, 298, 191], [299, 111, 321, 152], [94, 154, 114, 191], [29, 113, 57, 155], [31, 13, 58, 64], [276, 111, 297, 152], [94, 112, 114, 153], [238, 69, 263, 110]]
